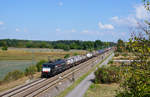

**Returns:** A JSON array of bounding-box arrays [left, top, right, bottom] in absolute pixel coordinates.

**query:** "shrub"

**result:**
[[122, 53, 128, 57], [36, 60, 47, 72], [116, 69, 150, 97], [2, 46, 8, 51], [94, 66, 120, 84], [25, 65, 37, 79], [108, 60, 113, 64], [115, 53, 119, 57], [64, 54, 70, 59], [4, 70, 24, 82], [0, 80, 3, 85]]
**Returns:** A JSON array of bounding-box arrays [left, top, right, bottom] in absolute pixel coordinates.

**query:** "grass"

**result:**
[[57, 53, 112, 97], [84, 83, 119, 97], [0, 48, 86, 61], [113, 52, 136, 60], [0, 48, 86, 80], [0, 72, 41, 92]]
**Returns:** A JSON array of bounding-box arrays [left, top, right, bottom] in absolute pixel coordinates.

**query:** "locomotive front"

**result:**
[[41, 63, 54, 77]]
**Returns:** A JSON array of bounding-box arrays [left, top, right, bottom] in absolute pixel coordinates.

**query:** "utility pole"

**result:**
[[32, 50, 35, 65], [72, 59, 75, 82], [48, 56, 50, 62]]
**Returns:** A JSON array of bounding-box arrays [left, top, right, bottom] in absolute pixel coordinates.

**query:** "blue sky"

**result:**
[[0, 0, 149, 42]]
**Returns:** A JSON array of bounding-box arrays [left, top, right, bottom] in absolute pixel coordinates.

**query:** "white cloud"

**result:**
[[0, 21, 4, 25], [111, 16, 138, 27], [71, 29, 76, 32], [81, 30, 103, 35], [111, 16, 124, 24], [82, 30, 89, 33], [81, 30, 97, 34], [135, 4, 149, 19], [58, 2, 63, 6], [16, 28, 20, 32], [98, 22, 114, 30], [111, 4, 150, 27], [56, 28, 61, 32]]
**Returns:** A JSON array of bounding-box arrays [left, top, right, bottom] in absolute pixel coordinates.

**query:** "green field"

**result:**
[[0, 60, 36, 79], [0, 48, 86, 80]]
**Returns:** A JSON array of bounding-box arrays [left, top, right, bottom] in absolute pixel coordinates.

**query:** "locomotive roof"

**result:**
[[43, 59, 65, 66], [54, 59, 66, 64]]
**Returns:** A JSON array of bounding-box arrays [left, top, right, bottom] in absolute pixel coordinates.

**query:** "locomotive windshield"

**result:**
[[43, 63, 53, 68]]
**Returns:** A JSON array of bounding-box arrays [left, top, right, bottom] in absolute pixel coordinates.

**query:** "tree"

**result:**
[[63, 45, 70, 51], [116, 39, 125, 52], [117, 1, 150, 96], [94, 40, 103, 50]]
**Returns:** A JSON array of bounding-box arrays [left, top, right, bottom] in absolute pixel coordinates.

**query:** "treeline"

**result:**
[[0, 39, 116, 50]]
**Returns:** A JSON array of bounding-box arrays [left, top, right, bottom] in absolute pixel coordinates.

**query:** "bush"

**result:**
[[115, 53, 119, 57], [25, 65, 37, 79], [0, 80, 3, 85], [94, 66, 120, 84], [108, 60, 113, 64], [64, 54, 70, 58], [2, 46, 8, 51], [36, 60, 47, 72], [122, 53, 128, 57], [4, 70, 24, 82], [116, 69, 150, 97]]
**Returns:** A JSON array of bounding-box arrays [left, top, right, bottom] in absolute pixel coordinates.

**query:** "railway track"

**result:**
[[0, 50, 111, 97], [29, 56, 102, 97]]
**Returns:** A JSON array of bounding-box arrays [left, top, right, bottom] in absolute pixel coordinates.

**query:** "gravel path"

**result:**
[[65, 53, 114, 97]]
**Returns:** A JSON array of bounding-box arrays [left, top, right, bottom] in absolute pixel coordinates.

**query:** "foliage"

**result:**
[[1, 46, 8, 51], [25, 65, 37, 79], [122, 53, 128, 57], [0, 39, 116, 50], [116, 1, 150, 96], [114, 53, 119, 57], [36, 60, 47, 72], [143, 0, 150, 10], [3, 70, 24, 82], [0, 80, 2, 85], [108, 60, 113, 64], [116, 39, 125, 52], [94, 66, 120, 84], [64, 54, 70, 58]]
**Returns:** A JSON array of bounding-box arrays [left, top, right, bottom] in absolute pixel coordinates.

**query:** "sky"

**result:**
[[0, 0, 149, 42]]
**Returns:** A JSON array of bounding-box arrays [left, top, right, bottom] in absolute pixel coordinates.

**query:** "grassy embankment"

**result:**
[[57, 52, 113, 97], [84, 83, 119, 97]]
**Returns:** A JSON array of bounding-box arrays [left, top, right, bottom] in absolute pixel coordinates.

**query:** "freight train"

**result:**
[[41, 48, 112, 78]]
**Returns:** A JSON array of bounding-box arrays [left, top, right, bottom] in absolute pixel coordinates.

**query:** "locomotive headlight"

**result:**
[[42, 68, 51, 72]]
